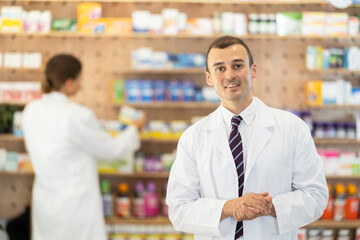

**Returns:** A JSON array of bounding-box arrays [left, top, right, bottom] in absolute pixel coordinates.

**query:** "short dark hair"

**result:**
[[206, 36, 254, 72], [42, 54, 82, 93]]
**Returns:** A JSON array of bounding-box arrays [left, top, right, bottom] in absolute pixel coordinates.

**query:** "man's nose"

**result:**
[[224, 68, 236, 80]]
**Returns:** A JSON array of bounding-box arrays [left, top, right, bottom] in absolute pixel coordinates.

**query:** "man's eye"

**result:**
[[234, 64, 243, 69], [217, 67, 225, 71]]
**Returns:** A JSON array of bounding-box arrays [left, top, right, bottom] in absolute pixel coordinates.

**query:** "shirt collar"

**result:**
[[221, 97, 257, 128], [42, 91, 69, 102]]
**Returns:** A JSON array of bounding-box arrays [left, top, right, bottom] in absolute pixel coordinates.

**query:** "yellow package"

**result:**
[[79, 18, 106, 34], [78, 3, 102, 32], [105, 18, 132, 34], [306, 80, 322, 106], [0, 18, 22, 33]]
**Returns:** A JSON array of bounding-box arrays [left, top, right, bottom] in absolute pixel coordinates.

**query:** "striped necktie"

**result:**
[[229, 115, 244, 239]]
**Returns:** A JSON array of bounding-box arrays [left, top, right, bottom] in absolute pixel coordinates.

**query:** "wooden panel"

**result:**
[[0, 173, 33, 219]]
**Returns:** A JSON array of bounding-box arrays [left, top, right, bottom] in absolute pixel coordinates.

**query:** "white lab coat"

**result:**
[[166, 97, 328, 240], [22, 92, 140, 240]]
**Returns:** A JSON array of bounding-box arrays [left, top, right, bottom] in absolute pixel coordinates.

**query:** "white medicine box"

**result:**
[[4, 52, 22, 68], [23, 52, 42, 69]]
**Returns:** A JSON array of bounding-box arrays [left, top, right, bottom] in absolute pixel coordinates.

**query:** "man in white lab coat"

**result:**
[[166, 36, 328, 240]]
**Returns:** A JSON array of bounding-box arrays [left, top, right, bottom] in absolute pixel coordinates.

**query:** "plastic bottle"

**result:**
[[116, 183, 130, 218], [356, 227, 360, 240], [133, 181, 146, 218], [101, 179, 113, 218], [307, 228, 321, 240], [322, 184, 334, 220], [144, 181, 159, 217], [322, 229, 334, 240], [334, 183, 346, 221], [345, 183, 359, 220], [337, 229, 351, 240], [162, 183, 169, 217]]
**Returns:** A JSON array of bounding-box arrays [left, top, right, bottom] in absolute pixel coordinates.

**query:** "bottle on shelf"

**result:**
[[115, 182, 131, 218], [322, 184, 334, 220], [345, 183, 359, 220], [144, 181, 159, 217], [101, 179, 113, 218], [334, 183, 346, 221], [337, 229, 351, 240], [133, 181, 146, 218], [307, 228, 321, 240], [321, 229, 334, 240]]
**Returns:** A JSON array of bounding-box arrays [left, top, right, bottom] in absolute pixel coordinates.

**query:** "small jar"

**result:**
[[321, 229, 334, 240], [213, 11, 222, 34], [307, 229, 321, 240], [248, 13, 259, 34], [314, 122, 325, 139], [267, 13, 276, 35], [259, 13, 268, 35], [346, 122, 356, 140], [336, 122, 346, 139], [337, 229, 351, 240], [325, 123, 336, 139]]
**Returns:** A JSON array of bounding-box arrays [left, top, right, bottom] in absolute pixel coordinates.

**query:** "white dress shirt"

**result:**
[[220, 97, 257, 174]]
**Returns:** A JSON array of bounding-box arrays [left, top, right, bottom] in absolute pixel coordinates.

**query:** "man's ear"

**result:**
[[205, 71, 214, 87], [251, 63, 258, 79]]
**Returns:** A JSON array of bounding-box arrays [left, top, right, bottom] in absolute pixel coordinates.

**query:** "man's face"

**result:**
[[206, 44, 257, 104]]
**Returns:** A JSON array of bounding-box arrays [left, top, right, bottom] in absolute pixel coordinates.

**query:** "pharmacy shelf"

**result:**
[[116, 68, 205, 75], [0, 0, 330, 4], [0, 171, 169, 179], [101, 172, 169, 179], [119, 102, 220, 109], [0, 134, 24, 142], [105, 216, 170, 225], [141, 138, 179, 144], [306, 220, 360, 229], [0, 171, 33, 177], [307, 105, 360, 111], [0, 134, 180, 145], [0, 101, 28, 106], [1, 32, 360, 41], [326, 175, 360, 180], [308, 69, 360, 75], [0, 68, 43, 73], [314, 138, 360, 145]]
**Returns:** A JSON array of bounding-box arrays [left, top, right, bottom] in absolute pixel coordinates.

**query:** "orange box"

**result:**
[[105, 18, 132, 34]]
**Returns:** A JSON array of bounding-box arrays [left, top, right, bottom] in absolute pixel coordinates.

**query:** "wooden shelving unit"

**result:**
[[116, 68, 205, 75], [0, 0, 331, 4], [308, 69, 360, 75], [0, 171, 170, 179], [314, 139, 360, 145], [105, 216, 170, 225], [141, 138, 179, 144], [0, 68, 43, 73], [306, 220, 360, 229], [0, 134, 24, 142], [120, 102, 220, 109], [308, 105, 360, 111], [1, 32, 359, 40]]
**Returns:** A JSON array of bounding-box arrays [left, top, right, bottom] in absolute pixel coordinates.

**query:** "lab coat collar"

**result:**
[[245, 97, 276, 182], [42, 91, 69, 102]]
